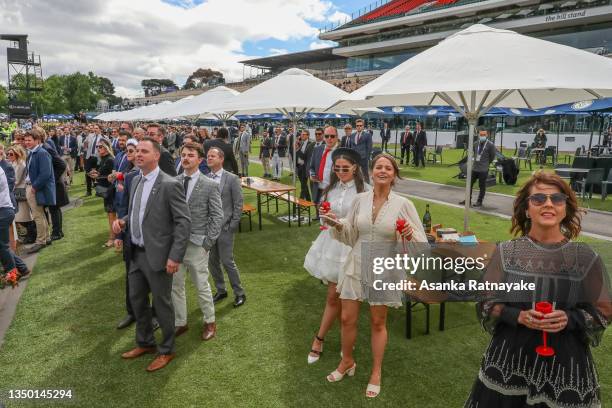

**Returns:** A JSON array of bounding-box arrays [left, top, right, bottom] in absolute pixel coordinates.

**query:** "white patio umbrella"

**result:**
[[330, 24, 612, 230], [145, 95, 195, 120], [162, 86, 240, 122], [127, 101, 173, 121], [213, 68, 354, 184]]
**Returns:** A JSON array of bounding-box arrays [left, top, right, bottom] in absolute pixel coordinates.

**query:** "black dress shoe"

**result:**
[[152, 317, 160, 331], [26, 243, 45, 254], [116, 315, 135, 330], [213, 292, 228, 303], [51, 234, 63, 241], [233, 295, 246, 308], [18, 269, 31, 280], [472, 201, 482, 207]]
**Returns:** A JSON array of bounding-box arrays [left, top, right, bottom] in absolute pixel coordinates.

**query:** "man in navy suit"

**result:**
[[24, 129, 56, 253], [59, 129, 78, 185], [347, 118, 372, 180], [380, 121, 391, 152]]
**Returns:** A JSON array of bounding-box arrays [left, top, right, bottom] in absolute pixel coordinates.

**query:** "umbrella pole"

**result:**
[[434, 117, 438, 149], [588, 113, 595, 152], [556, 116, 561, 165], [394, 116, 399, 158], [500, 117, 505, 152], [464, 116, 476, 233], [597, 114, 603, 145], [292, 115, 297, 186]]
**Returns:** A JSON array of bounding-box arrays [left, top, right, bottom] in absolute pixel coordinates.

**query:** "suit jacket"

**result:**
[[204, 138, 239, 174], [26, 145, 56, 206], [400, 131, 414, 148], [58, 135, 78, 157], [122, 169, 191, 270], [380, 127, 391, 141], [295, 140, 314, 180], [348, 131, 372, 162], [271, 133, 288, 157], [217, 170, 243, 233], [177, 172, 223, 250], [159, 146, 177, 176], [260, 136, 273, 158], [308, 143, 336, 202], [415, 130, 427, 149]]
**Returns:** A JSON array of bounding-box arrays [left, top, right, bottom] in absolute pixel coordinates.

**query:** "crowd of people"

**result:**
[[0, 117, 609, 407]]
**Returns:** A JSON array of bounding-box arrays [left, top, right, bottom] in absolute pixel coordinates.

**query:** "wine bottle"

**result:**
[[422, 204, 432, 233]]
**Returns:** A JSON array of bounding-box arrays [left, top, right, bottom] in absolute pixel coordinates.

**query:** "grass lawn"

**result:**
[[0, 165, 609, 407]]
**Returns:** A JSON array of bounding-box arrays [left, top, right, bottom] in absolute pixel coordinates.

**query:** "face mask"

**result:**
[[479, 136, 487, 143]]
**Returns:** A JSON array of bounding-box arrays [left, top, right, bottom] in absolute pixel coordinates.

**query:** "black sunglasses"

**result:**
[[528, 193, 567, 206], [324, 134, 336, 139]]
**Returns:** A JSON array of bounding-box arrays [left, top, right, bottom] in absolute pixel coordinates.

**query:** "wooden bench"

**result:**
[[239, 204, 256, 232], [265, 192, 315, 226], [406, 299, 445, 339]]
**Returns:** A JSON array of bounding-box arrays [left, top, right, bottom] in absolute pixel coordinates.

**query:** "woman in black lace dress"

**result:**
[[465, 172, 611, 408]]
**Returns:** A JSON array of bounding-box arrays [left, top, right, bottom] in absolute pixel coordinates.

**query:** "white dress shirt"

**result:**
[[208, 168, 223, 184], [130, 166, 160, 247], [25, 144, 42, 184], [183, 171, 198, 201], [319, 146, 336, 190]]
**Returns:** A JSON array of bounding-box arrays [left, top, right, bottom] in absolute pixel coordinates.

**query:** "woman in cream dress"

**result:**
[[7, 145, 32, 227], [323, 153, 427, 398], [304, 148, 370, 364]]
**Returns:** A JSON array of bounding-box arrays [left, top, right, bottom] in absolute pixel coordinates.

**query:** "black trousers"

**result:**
[[414, 147, 425, 167], [381, 138, 389, 151], [0, 208, 15, 272], [400, 145, 411, 164], [48, 205, 62, 236], [298, 174, 311, 201], [469, 170, 489, 203], [84, 157, 97, 193]]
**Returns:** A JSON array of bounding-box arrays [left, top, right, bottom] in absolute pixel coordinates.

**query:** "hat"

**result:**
[[331, 147, 361, 164], [126, 138, 138, 147]]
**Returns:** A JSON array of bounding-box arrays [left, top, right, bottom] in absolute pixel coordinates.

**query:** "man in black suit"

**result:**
[[400, 125, 414, 165], [203, 127, 239, 175], [414, 121, 427, 168], [295, 129, 315, 201], [380, 121, 391, 152], [341, 124, 352, 147], [58, 129, 78, 185], [146, 124, 177, 177]]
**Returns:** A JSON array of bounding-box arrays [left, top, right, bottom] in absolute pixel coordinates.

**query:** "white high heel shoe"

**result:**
[[366, 383, 381, 398], [327, 363, 356, 382], [307, 335, 324, 364]]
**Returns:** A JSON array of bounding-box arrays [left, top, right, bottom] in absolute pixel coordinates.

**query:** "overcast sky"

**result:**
[[0, 0, 368, 97]]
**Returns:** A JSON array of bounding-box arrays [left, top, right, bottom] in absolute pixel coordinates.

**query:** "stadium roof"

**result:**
[[240, 48, 345, 69]]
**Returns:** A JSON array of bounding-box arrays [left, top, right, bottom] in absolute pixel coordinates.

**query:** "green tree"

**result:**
[[141, 78, 177, 96], [0, 84, 7, 113]]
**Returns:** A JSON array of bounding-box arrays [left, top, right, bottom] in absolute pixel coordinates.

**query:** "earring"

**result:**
[[526, 212, 530, 219]]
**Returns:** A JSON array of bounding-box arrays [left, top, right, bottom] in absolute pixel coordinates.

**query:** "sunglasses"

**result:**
[[96, 145, 106, 149], [324, 134, 336, 139], [528, 193, 567, 206], [334, 166, 352, 173], [7, 152, 14, 156]]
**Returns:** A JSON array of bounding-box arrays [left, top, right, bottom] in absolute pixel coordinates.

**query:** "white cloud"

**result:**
[[328, 10, 351, 23], [0, 0, 342, 96], [269, 48, 289, 56], [309, 40, 336, 50]]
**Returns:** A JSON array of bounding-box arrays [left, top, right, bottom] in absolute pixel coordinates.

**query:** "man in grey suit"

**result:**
[[237, 124, 251, 177], [347, 118, 372, 180], [206, 147, 246, 308], [172, 143, 223, 341], [112, 137, 190, 372]]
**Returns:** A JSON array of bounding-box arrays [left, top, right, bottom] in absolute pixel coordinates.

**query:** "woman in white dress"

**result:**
[[304, 148, 370, 364], [323, 153, 428, 398]]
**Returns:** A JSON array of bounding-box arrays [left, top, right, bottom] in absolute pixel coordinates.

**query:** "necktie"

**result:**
[[356, 132, 361, 145], [317, 148, 330, 181], [183, 176, 191, 195], [90, 135, 98, 157], [131, 178, 145, 241], [207, 173, 216, 180]]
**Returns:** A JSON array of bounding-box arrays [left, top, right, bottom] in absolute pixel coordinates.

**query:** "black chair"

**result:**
[[564, 147, 581, 164], [575, 168, 604, 202], [601, 168, 612, 200], [427, 145, 443, 164], [544, 146, 557, 165]]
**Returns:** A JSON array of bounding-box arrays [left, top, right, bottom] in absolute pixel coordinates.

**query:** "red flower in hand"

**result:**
[[320, 201, 331, 230], [116, 172, 124, 182], [396, 218, 407, 233], [4, 268, 20, 288]]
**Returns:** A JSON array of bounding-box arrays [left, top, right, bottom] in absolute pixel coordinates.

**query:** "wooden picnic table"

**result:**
[[241, 177, 296, 231]]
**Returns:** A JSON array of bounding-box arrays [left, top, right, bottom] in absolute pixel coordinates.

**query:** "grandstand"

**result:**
[[239, 0, 612, 87]]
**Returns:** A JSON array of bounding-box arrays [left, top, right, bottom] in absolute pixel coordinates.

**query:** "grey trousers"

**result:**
[[209, 230, 244, 297], [239, 152, 249, 176], [129, 248, 175, 355]]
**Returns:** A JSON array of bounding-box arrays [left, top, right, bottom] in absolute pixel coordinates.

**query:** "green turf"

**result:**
[[0, 166, 609, 408]]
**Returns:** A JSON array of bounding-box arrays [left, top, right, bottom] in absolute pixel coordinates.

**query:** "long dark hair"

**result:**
[[322, 153, 366, 200]]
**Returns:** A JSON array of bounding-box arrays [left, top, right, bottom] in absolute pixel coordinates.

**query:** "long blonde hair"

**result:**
[[8, 145, 27, 163]]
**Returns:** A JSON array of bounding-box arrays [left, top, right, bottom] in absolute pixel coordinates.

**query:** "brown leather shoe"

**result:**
[[201, 322, 216, 341], [146, 353, 176, 372], [175, 325, 189, 337], [121, 347, 157, 359]]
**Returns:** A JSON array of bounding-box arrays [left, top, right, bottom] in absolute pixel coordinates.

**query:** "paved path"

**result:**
[[0, 198, 82, 347], [394, 178, 612, 241]]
